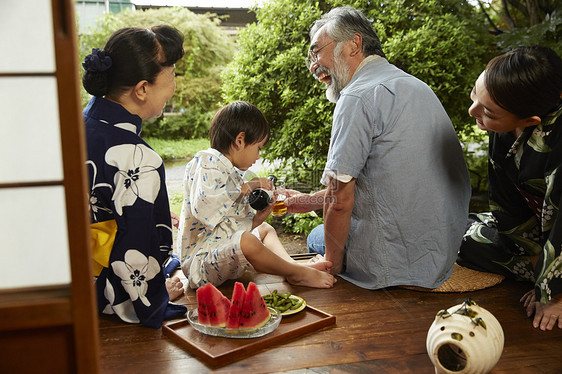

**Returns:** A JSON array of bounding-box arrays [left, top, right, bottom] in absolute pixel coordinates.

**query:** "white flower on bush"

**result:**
[[105, 144, 162, 215], [112, 249, 160, 307]]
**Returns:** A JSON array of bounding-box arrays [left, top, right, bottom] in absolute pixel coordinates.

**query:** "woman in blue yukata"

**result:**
[[82, 25, 187, 328], [176, 101, 336, 289], [458, 46, 562, 331]]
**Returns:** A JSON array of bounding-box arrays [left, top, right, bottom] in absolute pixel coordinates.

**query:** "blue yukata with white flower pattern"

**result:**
[[84, 96, 185, 328], [176, 148, 256, 289]]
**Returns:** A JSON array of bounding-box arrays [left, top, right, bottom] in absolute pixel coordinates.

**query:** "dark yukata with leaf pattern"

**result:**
[[459, 104, 562, 303]]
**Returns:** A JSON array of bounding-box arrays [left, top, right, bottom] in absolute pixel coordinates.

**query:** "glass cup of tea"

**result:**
[[272, 187, 287, 217]]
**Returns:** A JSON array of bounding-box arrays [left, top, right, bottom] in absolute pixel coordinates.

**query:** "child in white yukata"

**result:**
[[177, 101, 336, 289]]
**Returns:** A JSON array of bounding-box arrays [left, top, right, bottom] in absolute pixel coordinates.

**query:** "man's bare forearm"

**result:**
[[285, 189, 327, 213], [323, 178, 355, 274]]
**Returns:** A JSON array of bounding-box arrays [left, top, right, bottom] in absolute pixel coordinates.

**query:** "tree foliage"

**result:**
[[475, 0, 562, 54], [353, 0, 494, 134], [222, 0, 493, 188], [222, 1, 333, 184], [79, 7, 236, 135], [477, 0, 560, 29]]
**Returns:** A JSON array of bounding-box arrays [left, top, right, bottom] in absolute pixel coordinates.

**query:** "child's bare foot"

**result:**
[[166, 276, 184, 301], [306, 258, 333, 273], [286, 266, 337, 288], [520, 289, 562, 330], [307, 253, 325, 264]]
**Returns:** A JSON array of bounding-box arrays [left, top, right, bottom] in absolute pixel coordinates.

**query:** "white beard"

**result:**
[[326, 84, 338, 103], [325, 52, 351, 103]]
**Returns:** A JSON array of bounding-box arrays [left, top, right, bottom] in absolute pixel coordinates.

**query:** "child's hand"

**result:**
[[251, 177, 274, 191], [170, 211, 180, 229], [244, 177, 274, 195], [253, 200, 273, 226]]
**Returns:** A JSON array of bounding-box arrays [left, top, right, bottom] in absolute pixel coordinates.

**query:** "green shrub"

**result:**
[[143, 107, 212, 140], [222, 0, 494, 190], [281, 212, 324, 236], [459, 131, 492, 195], [79, 7, 235, 118], [495, 7, 562, 55]]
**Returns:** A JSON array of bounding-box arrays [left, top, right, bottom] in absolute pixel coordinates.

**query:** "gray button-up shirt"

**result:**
[[323, 57, 471, 289]]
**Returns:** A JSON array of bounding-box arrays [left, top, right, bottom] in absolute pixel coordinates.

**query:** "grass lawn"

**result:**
[[169, 190, 183, 217], [145, 137, 210, 215], [145, 137, 209, 161]]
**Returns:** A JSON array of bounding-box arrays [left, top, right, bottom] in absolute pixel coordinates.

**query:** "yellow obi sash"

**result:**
[[90, 219, 117, 277]]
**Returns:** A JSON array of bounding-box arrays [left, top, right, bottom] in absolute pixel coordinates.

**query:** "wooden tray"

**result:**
[[163, 305, 335, 366]]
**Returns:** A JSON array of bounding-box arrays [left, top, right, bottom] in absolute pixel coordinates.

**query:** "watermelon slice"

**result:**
[[196, 281, 270, 330], [226, 282, 246, 329], [196, 283, 231, 327], [238, 282, 270, 329]]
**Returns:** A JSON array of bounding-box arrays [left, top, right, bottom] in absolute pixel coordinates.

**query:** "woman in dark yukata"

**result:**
[[458, 45, 562, 331], [82, 25, 187, 328]]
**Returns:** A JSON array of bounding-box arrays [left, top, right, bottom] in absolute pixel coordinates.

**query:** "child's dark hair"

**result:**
[[82, 25, 184, 98], [209, 101, 270, 155]]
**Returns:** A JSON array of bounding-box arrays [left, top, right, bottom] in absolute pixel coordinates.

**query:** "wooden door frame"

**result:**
[[52, 0, 100, 371], [0, 1, 100, 372]]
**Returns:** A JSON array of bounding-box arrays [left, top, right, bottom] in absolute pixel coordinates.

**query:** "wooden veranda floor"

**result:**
[[98, 267, 562, 373]]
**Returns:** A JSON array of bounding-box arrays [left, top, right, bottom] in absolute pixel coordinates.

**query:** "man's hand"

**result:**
[[285, 189, 326, 213]]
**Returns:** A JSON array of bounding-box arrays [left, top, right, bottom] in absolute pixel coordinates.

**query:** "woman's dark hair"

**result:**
[[310, 6, 385, 58], [209, 101, 270, 155], [485, 45, 562, 119], [82, 25, 184, 97]]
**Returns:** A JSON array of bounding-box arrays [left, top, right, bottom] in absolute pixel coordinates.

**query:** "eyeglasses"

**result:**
[[305, 40, 336, 69]]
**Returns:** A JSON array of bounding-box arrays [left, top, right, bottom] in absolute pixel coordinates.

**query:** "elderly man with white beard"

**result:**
[[284, 6, 472, 290]]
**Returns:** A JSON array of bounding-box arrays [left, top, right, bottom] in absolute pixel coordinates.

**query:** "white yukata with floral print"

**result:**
[[177, 148, 258, 288]]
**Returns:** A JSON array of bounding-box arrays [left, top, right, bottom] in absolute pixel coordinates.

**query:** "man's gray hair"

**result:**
[[310, 6, 385, 58]]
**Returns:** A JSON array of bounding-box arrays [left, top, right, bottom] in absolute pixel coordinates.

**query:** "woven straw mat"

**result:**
[[402, 263, 505, 293]]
